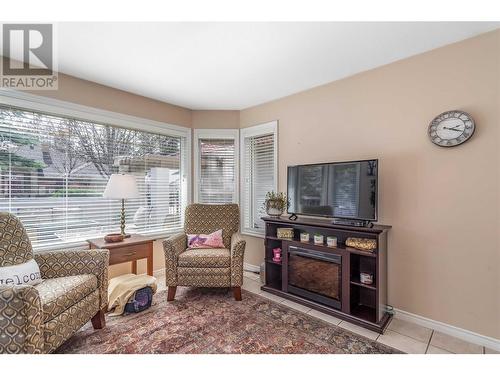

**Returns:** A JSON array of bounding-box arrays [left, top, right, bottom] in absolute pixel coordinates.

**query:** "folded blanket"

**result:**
[[108, 273, 157, 316]]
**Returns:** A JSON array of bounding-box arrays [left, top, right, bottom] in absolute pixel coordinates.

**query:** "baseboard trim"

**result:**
[[394, 308, 500, 351], [244, 262, 261, 273], [153, 268, 166, 278]]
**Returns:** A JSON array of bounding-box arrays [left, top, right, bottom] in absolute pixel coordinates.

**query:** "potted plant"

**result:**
[[313, 233, 324, 245], [300, 232, 310, 242], [262, 191, 289, 217]]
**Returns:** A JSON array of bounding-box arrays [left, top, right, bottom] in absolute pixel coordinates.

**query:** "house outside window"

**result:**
[[193, 129, 239, 204]]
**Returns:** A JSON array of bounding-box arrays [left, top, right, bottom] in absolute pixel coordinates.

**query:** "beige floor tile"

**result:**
[[388, 318, 433, 343], [430, 331, 483, 354], [280, 299, 311, 313], [377, 330, 427, 354], [426, 345, 453, 354], [258, 290, 285, 303], [241, 278, 263, 294], [338, 321, 379, 341], [485, 347, 499, 354], [243, 271, 261, 281], [307, 309, 342, 326]]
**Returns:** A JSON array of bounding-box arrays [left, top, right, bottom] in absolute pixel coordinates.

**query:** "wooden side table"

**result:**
[[87, 234, 154, 276]]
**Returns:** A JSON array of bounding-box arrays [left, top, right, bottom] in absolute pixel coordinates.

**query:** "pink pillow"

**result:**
[[187, 229, 224, 249]]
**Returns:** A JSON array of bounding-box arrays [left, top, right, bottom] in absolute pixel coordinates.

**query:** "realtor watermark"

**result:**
[[1, 23, 58, 90]]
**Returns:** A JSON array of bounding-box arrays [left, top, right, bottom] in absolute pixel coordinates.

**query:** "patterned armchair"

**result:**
[[0, 213, 109, 354], [163, 204, 246, 301]]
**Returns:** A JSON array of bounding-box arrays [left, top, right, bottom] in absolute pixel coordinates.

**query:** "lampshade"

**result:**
[[103, 174, 140, 199]]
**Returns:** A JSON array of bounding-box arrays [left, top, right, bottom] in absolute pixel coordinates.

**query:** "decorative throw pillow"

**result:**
[[187, 229, 224, 249], [0, 258, 43, 286]]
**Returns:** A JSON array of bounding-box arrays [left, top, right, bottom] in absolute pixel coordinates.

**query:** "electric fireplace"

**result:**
[[287, 246, 342, 309]]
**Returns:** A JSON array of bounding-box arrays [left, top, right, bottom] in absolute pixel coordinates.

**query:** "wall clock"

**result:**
[[428, 110, 475, 147]]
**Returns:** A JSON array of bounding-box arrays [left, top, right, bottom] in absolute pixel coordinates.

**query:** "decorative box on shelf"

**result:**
[[277, 227, 294, 239], [345, 237, 377, 253]]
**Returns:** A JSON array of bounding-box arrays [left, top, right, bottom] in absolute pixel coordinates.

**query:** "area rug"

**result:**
[[57, 287, 400, 354]]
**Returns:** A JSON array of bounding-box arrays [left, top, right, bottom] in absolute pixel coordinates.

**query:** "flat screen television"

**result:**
[[287, 159, 378, 222]]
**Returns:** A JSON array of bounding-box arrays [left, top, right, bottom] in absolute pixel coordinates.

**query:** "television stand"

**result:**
[[332, 218, 372, 227], [261, 215, 392, 333]]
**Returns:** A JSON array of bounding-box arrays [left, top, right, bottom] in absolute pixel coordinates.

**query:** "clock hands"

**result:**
[[443, 126, 463, 132]]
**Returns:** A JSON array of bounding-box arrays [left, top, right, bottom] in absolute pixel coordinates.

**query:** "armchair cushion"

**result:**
[[35, 249, 109, 310], [178, 248, 231, 268], [35, 275, 97, 322]]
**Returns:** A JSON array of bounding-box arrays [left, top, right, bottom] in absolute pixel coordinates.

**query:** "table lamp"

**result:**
[[103, 173, 139, 238]]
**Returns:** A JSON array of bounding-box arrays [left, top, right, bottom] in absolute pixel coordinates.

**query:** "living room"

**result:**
[[0, 1, 499, 373]]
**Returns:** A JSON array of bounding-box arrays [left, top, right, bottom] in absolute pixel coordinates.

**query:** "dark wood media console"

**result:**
[[261, 216, 392, 333]]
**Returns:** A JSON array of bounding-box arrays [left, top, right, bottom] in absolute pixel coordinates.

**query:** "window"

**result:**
[[0, 96, 190, 251], [240, 121, 277, 236], [194, 129, 239, 204]]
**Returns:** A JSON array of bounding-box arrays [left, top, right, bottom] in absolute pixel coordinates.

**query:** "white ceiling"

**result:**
[[55, 22, 499, 110]]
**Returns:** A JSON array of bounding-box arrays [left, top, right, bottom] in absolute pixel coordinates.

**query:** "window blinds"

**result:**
[[198, 138, 236, 204], [0, 105, 187, 251], [242, 132, 276, 233], [331, 163, 360, 218]]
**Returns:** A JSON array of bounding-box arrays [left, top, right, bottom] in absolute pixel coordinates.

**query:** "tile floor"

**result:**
[[155, 271, 497, 354], [240, 271, 496, 354]]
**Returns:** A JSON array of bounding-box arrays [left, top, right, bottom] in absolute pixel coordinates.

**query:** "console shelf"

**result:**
[[262, 215, 392, 333], [265, 259, 282, 266], [350, 280, 377, 290]]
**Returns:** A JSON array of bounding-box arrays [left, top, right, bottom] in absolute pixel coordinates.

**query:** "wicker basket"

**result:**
[[345, 237, 377, 252], [277, 227, 294, 239]]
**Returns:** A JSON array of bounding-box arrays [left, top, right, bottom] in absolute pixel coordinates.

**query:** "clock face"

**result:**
[[428, 111, 475, 147]]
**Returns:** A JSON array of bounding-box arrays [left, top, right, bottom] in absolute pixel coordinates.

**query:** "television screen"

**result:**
[[287, 160, 378, 221]]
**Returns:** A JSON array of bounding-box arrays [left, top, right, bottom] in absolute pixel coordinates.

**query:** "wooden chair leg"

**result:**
[[91, 309, 106, 329], [233, 286, 242, 301], [167, 286, 177, 301]]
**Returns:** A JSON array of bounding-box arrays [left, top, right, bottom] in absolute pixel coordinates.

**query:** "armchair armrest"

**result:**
[[230, 232, 246, 287], [34, 249, 109, 310], [0, 285, 44, 354], [163, 233, 187, 286]]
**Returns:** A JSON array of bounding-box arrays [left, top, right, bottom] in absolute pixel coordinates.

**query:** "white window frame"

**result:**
[[240, 120, 278, 237], [193, 128, 239, 204], [0, 89, 192, 247]]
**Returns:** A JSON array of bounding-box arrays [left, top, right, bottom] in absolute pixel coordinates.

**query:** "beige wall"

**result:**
[[239, 30, 500, 339], [28, 70, 192, 127], [192, 110, 240, 129]]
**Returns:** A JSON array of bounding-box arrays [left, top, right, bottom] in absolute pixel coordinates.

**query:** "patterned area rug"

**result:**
[[57, 288, 400, 354]]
